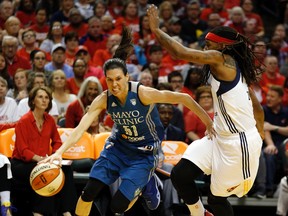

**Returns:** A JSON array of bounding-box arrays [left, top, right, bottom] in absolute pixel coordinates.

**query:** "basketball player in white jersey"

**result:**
[[148, 5, 264, 216]]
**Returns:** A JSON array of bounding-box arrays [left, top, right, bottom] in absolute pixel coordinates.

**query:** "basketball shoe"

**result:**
[[141, 174, 160, 210], [204, 209, 214, 216], [1, 202, 16, 216]]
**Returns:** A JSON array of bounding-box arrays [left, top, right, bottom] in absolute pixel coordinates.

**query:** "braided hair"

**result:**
[[202, 26, 262, 86], [103, 26, 134, 76]]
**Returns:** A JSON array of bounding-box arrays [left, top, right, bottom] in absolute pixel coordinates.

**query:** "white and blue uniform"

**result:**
[[90, 81, 164, 201], [183, 65, 262, 197]]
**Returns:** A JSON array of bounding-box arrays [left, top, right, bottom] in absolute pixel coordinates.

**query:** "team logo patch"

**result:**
[[130, 99, 136, 105], [112, 102, 117, 107], [226, 184, 240, 192]]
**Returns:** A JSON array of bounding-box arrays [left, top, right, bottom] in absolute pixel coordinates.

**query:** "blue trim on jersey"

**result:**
[[240, 132, 251, 179], [216, 64, 241, 97], [218, 96, 239, 133]]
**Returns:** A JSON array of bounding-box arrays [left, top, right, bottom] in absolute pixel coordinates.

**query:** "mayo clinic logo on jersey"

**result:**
[[112, 110, 144, 125], [130, 99, 136, 106]]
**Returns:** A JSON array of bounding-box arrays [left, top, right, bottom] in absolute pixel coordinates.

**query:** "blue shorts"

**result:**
[[89, 148, 156, 201]]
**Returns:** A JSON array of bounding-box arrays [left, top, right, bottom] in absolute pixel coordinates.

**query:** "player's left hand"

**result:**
[[147, 4, 160, 32], [205, 122, 216, 139]]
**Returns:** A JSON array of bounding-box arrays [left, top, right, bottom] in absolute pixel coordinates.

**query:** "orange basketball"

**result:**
[[30, 163, 65, 197]]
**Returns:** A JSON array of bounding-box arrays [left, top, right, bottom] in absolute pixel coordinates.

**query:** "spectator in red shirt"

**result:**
[[79, 16, 108, 58], [200, 0, 229, 25], [223, 6, 246, 34], [16, 29, 39, 62], [29, 7, 50, 47], [92, 34, 121, 68], [11, 86, 77, 215], [63, 8, 88, 39], [64, 31, 79, 66], [3, 16, 25, 46], [185, 86, 214, 142], [0, 1, 14, 29], [65, 76, 102, 128], [2, 36, 31, 77], [15, 0, 36, 28]]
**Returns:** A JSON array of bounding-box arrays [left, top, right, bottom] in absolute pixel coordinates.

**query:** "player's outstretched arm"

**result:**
[[147, 4, 222, 66], [139, 86, 215, 138], [40, 92, 107, 164]]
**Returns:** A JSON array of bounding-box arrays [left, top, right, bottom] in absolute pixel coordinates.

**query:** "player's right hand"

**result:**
[[38, 151, 62, 166], [147, 4, 160, 32]]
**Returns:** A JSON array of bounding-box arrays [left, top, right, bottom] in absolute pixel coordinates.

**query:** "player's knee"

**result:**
[[110, 191, 130, 214]]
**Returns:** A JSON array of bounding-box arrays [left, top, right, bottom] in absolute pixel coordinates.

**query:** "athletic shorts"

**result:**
[[89, 147, 156, 201], [183, 127, 262, 197]]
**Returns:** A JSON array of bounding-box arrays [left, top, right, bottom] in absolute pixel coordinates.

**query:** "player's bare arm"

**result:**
[[139, 86, 215, 137], [40, 92, 107, 164]]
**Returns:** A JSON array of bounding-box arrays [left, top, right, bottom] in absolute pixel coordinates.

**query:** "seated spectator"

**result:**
[[200, 0, 229, 25], [10, 86, 77, 215], [2, 35, 31, 78], [180, 0, 208, 46], [79, 16, 108, 59], [3, 16, 24, 45], [15, 0, 36, 28], [66, 58, 87, 95], [157, 103, 185, 216], [75, 46, 104, 79], [262, 85, 288, 197], [92, 34, 121, 68], [241, 0, 265, 37], [30, 50, 51, 81], [75, 0, 94, 21], [0, 77, 18, 123], [16, 72, 59, 122], [223, 6, 246, 34], [168, 70, 184, 93], [6, 69, 28, 104], [65, 76, 103, 128], [0, 1, 14, 30], [185, 86, 214, 142], [144, 44, 173, 83], [29, 7, 50, 47], [64, 31, 79, 66], [158, 1, 176, 32], [100, 15, 122, 36], [40, 21, 65, 55], [49, 70, 77, 124], [50, 0, 74, 26], [119, 0, 139, 34], [138, 70, 153, 87], [44, 43, 74, 79], [16, 29, 38, 61], [63, 8, 88, 39], [0, 52, 13, 89], [259, 56, 285, 96]]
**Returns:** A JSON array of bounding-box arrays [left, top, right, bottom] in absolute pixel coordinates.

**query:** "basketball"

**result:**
[[30, 163, 65, 197]]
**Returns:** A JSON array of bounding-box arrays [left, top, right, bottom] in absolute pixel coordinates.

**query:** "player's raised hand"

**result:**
[[147, 4, 160, 32]]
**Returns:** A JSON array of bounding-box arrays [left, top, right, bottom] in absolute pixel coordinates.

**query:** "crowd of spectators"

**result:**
[[0, 0, 288, 215]]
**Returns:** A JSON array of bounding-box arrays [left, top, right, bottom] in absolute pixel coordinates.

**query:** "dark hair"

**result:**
[[28, 86, 53, 112], [64, 31, 79, 43], [21, 29, 36, 41], [138, 14, 149, 39], [149, 44, 163, 55], [202, 26, 261, 86], [18, 0, 35, 13], [47, 21, 63, 41], [30, 49, 46, 61], [27, 72, 47, 92], [103, 26, 133, 76], [184, 66, 203, 88], [168, 71, 183, 83], [269, 85, 284, 97]]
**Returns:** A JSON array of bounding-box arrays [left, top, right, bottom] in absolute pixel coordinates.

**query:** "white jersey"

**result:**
[[210, 67, 256, 137], [183, 66, 262, 198]]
